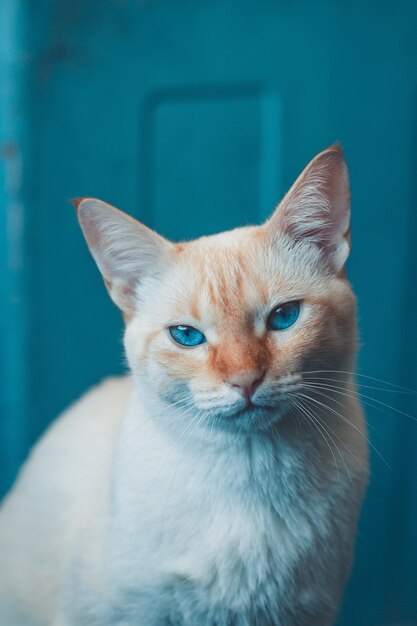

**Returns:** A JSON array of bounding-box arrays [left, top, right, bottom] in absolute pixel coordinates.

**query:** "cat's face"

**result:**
[[77, 145, 356, 433], [123, 228, 356, 432]]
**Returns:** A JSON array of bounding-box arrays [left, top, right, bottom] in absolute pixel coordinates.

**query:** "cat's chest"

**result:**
[[162, 496, 308, 601], [105, 434, 344, 625], [112, 428, 326, 585], [106, 491, 321, 626], [136, 469, 320, 616]]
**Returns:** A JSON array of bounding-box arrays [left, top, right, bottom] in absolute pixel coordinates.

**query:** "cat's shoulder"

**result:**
[[0, 376, 133, 623], [3, 375, 133, 503], [37, 374, 132, 449]]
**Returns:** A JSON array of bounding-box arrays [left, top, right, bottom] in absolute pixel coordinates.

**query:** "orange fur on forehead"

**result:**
[[174, 233, 271, 323], [205, 251, 249, 310]]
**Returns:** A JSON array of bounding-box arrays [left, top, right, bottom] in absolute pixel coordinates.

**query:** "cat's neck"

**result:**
[[107, 374, 344, 567]]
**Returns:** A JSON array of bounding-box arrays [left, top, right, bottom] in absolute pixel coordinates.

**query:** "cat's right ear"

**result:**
[[75, 198, 172, 315]]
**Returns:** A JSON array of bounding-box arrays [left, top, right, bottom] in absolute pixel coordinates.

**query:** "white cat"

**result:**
[[0, 145, 368, 626]]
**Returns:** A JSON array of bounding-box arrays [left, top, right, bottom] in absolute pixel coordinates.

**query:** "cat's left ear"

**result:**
[[266, 145, 350, 273]]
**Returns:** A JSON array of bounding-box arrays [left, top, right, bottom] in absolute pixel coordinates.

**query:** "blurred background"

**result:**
[[1, 1, 417, 624]]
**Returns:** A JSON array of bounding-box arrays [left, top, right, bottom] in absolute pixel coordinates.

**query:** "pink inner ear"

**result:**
[[269, 147, 350, 267], [77, 197, 173, 314]]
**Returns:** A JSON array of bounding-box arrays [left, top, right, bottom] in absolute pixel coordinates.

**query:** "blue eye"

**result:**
[[169, 325, 207, 347], [267, 301, 301, 331]]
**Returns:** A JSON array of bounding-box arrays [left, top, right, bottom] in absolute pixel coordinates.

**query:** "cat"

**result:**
[[0, 145, 369, 626]]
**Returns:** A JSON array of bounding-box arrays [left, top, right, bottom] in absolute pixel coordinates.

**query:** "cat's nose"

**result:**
[[224, 370, 265, 401]]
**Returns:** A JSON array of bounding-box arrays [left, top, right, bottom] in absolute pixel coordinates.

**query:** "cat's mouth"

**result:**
[[235, 401, 278, 416], [190, 386, 296, 430], [234, 398, 271, 414], [215, 400, 284, 427]]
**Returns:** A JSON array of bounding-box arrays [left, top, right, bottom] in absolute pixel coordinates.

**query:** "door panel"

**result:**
[[144, 85, 281, 238], [1, 1, 416, 624]]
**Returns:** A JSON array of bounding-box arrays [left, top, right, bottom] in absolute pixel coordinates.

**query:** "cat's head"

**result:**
[[76, 145, 356, 433]]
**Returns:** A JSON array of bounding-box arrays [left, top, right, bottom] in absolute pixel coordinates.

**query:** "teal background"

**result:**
[[1, 1, 417, 624]]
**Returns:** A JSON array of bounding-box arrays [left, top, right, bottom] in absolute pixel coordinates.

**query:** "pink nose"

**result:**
[[224, 370, 265, 400]]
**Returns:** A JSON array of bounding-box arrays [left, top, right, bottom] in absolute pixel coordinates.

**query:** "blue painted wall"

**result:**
[[1, 1, 416, 624]]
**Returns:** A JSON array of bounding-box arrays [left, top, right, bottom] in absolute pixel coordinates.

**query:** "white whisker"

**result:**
[[301, 369, 415, 393], [301, 381, 417, 424], [295, 395, 368, 477], [297, 390, 390, 470], [294, 399, 340, 475]]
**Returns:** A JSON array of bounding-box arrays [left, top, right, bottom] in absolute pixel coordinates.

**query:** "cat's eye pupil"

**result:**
[[267, 301, 300, 331], [169, 325, 206, 347]]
